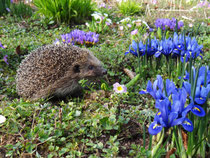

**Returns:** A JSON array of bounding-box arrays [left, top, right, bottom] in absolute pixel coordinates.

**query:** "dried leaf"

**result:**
[[181, 129, 188, 150], [165, 148, 176, 158], [15, 45, 21, 55], [123, 68, 136, 79]]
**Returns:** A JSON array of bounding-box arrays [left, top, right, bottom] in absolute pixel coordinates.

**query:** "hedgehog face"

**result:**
[[72, 52, 107, 79]]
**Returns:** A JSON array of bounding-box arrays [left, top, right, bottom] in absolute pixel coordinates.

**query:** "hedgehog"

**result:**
[[16, 44, 107, 101]]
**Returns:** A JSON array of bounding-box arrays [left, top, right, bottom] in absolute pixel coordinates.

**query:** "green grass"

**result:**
[[33, 0, 96, 25]]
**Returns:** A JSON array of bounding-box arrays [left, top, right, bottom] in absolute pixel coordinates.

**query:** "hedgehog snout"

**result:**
[[102, 69, 107, 75]]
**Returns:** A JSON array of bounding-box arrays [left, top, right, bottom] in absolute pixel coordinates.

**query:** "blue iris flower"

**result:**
[[182, 81, 207, 117], [178, 70, 190, 80], [147, 38, 158, 57], [186, 37, 203, 60], [180, 36, 203, 62], [125, 40, 145, 57], [172, 33, 185, 57], [139, 75, 176, 102], [194, 85, 210, 105], [154, 41, 163, 58], [149, 96, 193, 135], [143, 74, 207, 135], [162, 39, 174, 57], [182, 66, 210, 105]]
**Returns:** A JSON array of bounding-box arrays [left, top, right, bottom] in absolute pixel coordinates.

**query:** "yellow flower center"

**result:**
[[157, 112, 161, 115], [153, 124, 160, 129], [184, 121, 191, 126], [194, 107, 200, 112], [117, 86, 123, 91]]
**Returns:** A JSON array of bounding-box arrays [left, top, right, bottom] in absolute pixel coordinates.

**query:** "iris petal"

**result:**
[[125, 51, 129, 55], [148, 121, 163, 135], [194, 97, 206, 105], [183, 81, 191, 95], [155, 51, 161, 57], [182, 118, 193, 132], [139, 90, 148, 94], [191, 105, 205, 117], [146, 80, 153, 92]]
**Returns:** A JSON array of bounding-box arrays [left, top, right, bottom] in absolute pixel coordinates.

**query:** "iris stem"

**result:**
[[180, 56, 186, 88], [178, 127, 187, 158], [151, 128, 164, 157], [137, 41, 141, 74]]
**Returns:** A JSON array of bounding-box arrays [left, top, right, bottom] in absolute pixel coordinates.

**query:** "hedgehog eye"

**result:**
[[88, 65, 94, 70], [73, 64, 80, 73]]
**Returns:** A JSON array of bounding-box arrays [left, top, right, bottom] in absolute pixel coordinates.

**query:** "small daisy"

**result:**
[[54, 38, 60, 45], [131, 29, 138, 35], [113, 82, 127, 93], [189, 23, 193, 27], [119, 26, 124, 30], [127, 24, 132, 28], [0, 115, 6, 124]]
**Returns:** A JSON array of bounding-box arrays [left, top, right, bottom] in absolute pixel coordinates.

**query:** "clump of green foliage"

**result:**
[[33, 0, 96, 25], [9, 1, 33, 18], [0, 0, 11, 16], [117, 0, 144, 16]]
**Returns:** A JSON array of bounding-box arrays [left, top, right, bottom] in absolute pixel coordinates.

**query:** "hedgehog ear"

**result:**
[[73, 64, 80, 73]]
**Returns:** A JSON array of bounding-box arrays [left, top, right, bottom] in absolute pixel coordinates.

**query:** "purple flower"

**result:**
[[3, 55, 9, 65], [178, 21, 184, 29], [151, 0, 157, 5], [113, 82, 127, 93], [6, 8, 11, 12], [58, 30, 99, 46], [149, 28, 154, 32], [0, 42, 5, 49], [106, 22, 111, 26], [127, 24, 132, 28], [10, 0, 13, 3], [131, 29, 138, 35], [154, 18, 184, 30], [99, 3, 106, 8]]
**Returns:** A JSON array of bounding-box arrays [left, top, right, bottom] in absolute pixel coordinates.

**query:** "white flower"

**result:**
[[120, 17, 131, 23], [85, 22, 90, 27], [113, 82, 127, 93], [54, 38, 60, 45], [189, 23, 193, 27], [119, 26, 124, 30], [91, 12, 103, 21], [106, 18, 112, 24], [104, 13, 108, 17], [0, 115, 6, 124], [132, 19, 149, 28]]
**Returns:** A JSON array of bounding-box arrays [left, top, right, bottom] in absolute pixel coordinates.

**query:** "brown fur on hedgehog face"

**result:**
[[16, 44, 106, 101], [71, 51, 107, 79]]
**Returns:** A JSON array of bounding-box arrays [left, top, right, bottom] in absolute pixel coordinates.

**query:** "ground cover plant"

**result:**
[[0, 0, 209, 157]]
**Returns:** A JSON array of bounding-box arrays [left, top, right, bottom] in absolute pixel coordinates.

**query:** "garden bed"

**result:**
[[0, 0, 209, 157]]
